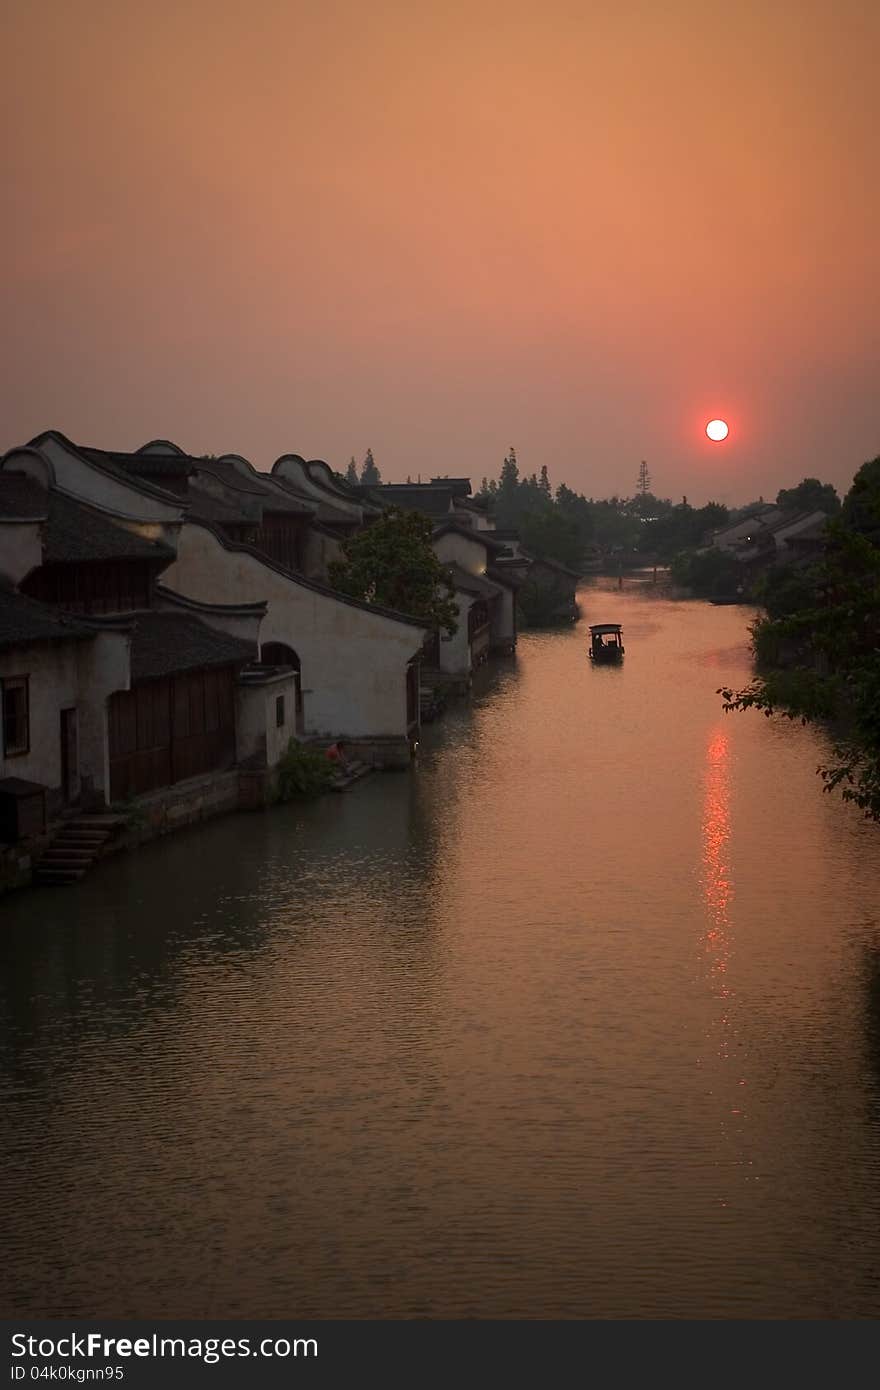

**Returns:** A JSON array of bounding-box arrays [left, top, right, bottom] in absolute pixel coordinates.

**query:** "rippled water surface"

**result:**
[[3, 578, 880, 1318]]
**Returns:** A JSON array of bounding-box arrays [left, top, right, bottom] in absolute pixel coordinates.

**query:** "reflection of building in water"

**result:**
[[702, 728, 733, 1056]]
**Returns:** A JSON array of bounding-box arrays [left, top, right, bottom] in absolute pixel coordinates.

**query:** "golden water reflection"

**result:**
[[701, 724, 752, 1205], [702, 727, 733, 1023]]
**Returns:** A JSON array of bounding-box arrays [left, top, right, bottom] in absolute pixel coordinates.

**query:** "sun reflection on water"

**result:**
[[702, 728, 733, 1025], [701, 726, 754, 1202]]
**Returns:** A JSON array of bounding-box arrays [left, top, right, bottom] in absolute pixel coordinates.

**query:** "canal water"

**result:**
[[3, 576, 880, 1319]]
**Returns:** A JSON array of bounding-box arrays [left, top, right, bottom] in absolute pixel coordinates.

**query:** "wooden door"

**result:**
[[60, 707, 80, 805]]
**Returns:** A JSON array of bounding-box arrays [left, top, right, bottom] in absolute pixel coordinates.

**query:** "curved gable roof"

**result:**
[[27, 431, 188, 507], [137, 440, 186, 455]]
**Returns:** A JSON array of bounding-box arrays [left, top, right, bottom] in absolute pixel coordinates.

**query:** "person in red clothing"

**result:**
[[325, 740, 351, 771]]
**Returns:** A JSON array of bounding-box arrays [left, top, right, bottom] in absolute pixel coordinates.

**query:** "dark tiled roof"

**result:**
[[83, 447, 195, 479], [304, 461, 382, 512], [272, 457, 373, 512], [429, 477, 473, 496], [0, 586, 93, 651], [266, 474, 352, 525], [372, 486, 456, 516], [195, 461, 314, 516], [764, 509, 826, 535], [128, 612, 255, 682], [785, 518, 828, 543], [486, 563, 525, 590], [0, 472, 49, 519], [314, 466, 378, 505], [432, 520, 509, 550], [44, 493, 174, 565], [193, 458, 268, 495], [187, 485, 251, 525], [443, 561, 504, 599]]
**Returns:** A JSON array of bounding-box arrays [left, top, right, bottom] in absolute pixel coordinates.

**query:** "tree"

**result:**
[[539, 464, 551, 495], [776, 477, 840, 516], [518, 509, 582, 569], [721, 459, 880, 819], [648, 500, 729, 560], [841, 455, 880, 540], [345, 456, 358, 485], [360, 448, 381, 486], [499, 447, 519, 497], [329, 507, 458, 635], [670, 546, 741, 597]]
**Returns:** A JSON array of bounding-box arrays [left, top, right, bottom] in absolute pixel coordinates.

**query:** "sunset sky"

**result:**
[[3, 0, 878, 503]]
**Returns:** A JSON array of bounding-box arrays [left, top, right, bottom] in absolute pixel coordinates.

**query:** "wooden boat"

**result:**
[[589, 623, 624, 661]]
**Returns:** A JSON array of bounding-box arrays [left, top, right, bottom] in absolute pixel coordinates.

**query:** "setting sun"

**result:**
[[706, 419, 729, 442]]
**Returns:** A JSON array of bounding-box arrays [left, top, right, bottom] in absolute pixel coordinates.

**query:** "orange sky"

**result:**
[[3, 0, 878, 503]]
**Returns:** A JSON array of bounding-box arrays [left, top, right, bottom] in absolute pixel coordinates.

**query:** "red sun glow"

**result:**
[[706, 418, 729, 442]]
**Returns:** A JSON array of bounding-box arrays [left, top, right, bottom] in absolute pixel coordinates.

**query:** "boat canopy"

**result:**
[[589, 623, 622, 634]]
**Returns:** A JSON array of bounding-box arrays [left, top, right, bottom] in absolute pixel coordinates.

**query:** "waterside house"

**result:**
[[0, 461, 286, 887], [0, 432, 432, 892], [429, 522, 523, 681], [706, 506, 830, 585], [732, 510, 830, 578], [709, 506, 784, 552]]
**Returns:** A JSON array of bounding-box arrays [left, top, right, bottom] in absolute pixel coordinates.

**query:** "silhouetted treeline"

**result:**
[[474, 449, 730, 568], [722, 454, 880, 820]]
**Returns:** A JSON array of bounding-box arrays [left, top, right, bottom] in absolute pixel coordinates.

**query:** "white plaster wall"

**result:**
[[302, 527, 343, 581], [0, 521, 44, 586], [0, 643, 79, 790], [492, 585, 516, 645], [432, 530, 489, 576], [0, 633, 129, 800], [264, 677, 297, 765], [162, 525, 426, 738], [236, 672, 298, 769], [75, 631, 131, 803], [439, 592, 474, 676]]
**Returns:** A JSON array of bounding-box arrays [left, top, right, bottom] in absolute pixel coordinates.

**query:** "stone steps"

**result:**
[[39, 845, 95, 856], [329, 760, 373, 792], [34, 816, 125, 886]]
